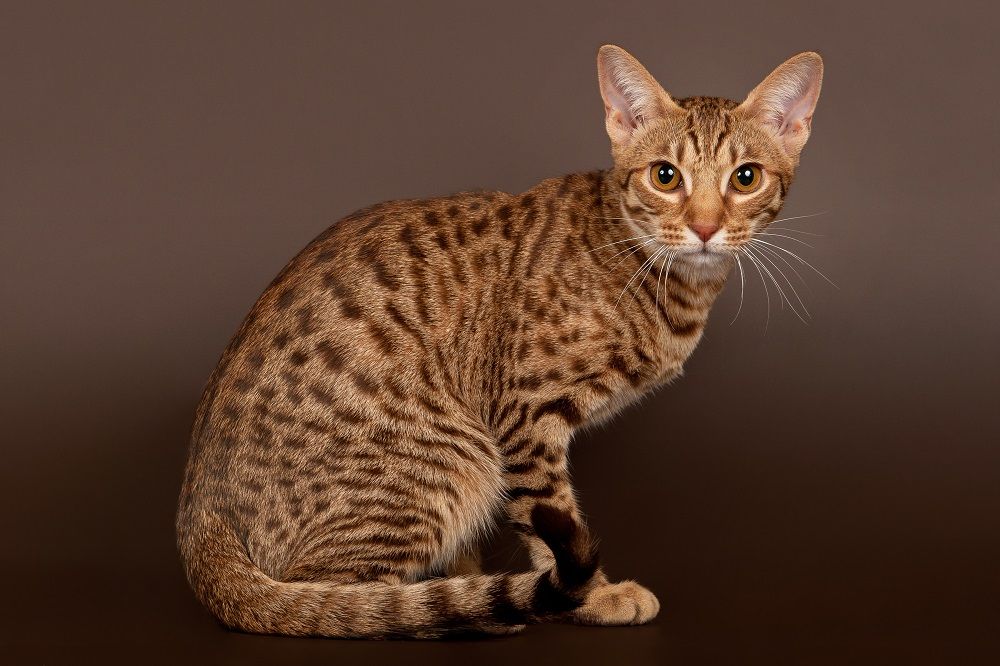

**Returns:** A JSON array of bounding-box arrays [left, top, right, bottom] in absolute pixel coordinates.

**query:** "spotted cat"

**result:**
[[177, 44, 823, 638]]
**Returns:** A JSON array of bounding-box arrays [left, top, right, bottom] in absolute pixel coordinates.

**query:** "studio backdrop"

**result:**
[[1, 2, 997, 664]]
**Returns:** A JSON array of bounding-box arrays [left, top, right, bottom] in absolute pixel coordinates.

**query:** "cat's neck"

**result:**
[[563, 169, 730, 353]]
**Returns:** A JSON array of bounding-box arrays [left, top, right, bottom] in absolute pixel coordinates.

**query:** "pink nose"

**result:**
[[689, 223, 719, 243]]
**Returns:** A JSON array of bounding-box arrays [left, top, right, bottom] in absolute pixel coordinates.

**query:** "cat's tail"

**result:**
[[177, 505, 598, 638]]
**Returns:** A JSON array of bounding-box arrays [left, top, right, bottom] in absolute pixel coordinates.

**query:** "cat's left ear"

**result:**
[[740, 52, 824, 159]]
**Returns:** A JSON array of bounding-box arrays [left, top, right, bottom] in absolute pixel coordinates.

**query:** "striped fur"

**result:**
[[177, 45, 821, 638]]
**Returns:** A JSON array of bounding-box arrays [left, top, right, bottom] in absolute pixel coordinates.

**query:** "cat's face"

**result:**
[[597, 46, 823, 273]]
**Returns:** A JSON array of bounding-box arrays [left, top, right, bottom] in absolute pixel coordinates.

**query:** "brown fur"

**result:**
[[176, 45, 822, 638]]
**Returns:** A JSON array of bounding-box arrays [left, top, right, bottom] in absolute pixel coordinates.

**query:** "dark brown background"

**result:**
[[2, 1, 997, 664]]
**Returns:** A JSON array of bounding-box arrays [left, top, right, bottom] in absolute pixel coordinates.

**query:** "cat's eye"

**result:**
[[650, 162, 682, 192], [730, 164, 762, 193]]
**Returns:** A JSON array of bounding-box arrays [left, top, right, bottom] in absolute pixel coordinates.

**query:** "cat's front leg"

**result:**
[[569, 578, 661, 626], [499, 409, 659, 626]]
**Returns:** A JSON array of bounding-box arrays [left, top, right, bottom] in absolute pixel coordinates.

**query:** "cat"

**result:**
[[176, 44, 823, 638]]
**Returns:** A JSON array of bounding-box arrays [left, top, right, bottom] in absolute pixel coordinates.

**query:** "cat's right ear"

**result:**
[[597, 45, 681, 150]]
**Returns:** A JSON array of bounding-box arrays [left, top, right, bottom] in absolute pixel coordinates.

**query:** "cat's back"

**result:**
[[183, 189, 517, 487]]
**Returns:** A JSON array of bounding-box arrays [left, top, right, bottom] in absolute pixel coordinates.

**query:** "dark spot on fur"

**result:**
[[316, 340, 345, 372], [400, 224, 426, 260], [435, 231, 450, 251], [276, 287, 295, 310], [472, 215, 489, 236], [488, 577, 527, 625], [533, 397, 583, 426]]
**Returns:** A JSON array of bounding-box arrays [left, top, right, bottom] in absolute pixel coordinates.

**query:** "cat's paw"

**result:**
[[569, 580, 660, 626]]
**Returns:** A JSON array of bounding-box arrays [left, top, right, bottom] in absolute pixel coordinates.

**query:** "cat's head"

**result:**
[[597, 45, 823, 273]]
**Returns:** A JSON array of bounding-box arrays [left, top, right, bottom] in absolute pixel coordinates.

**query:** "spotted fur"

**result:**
[[177, 44, 822, 638]]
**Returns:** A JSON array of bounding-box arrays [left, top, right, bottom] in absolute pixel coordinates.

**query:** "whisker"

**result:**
[[742, 245, 772, 333], [655, 250, 672, 314], [752, 245, 811, 321], [616, 247, 664, 310], [754, 242, 811, 290], [756, 232, 814, 248], [632, 247, 664, 302], [745, 245, 787, 311], [747, 245, 812, 326], [635, 248, 668, 303], [768, 227, 823, 237], [729, 249, 746, 325], [586, 216, 637, 222], [749, 238, 838, 289], [586, 233, 656, 253], [595, 240, 650, 268], [770, 210, 830, 225], [607, 239, 655, 271], [663, 252, 677, 311]]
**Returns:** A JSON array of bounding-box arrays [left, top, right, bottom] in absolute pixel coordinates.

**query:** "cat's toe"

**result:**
[[570, 580, 660, 626]]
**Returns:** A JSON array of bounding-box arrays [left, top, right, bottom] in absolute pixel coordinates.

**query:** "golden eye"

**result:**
[[650, 162, 682, 192], [730, 164, 762, 193]]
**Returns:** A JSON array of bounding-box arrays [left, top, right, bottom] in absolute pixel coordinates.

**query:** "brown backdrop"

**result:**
[[2, 1, 998, 664]]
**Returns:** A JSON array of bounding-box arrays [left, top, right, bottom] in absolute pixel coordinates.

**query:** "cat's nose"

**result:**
[[689, 222, 720, 243]]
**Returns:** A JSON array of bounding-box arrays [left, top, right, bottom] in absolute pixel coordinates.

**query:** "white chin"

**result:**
[[674, 249, 732, 276], [681, 250, 727, 266]]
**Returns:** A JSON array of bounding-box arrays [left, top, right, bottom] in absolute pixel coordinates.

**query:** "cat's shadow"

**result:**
[[479, 524, 533, 574]]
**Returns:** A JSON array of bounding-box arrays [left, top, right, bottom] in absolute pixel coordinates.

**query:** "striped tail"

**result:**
[[177, 505, 598, 638]]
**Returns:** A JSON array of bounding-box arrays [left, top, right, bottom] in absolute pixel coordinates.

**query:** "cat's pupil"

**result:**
[[657, 165, 675, 183], [736, 167, 754, 186]]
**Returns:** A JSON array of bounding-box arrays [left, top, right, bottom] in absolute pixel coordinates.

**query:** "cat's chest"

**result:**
[[659, 324, 707, 367], [580, 330, 700, 428]]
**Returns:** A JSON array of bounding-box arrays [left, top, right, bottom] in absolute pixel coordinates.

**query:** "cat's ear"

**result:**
[[740, 52, 824, 159], [597, 45, 681, 148]]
